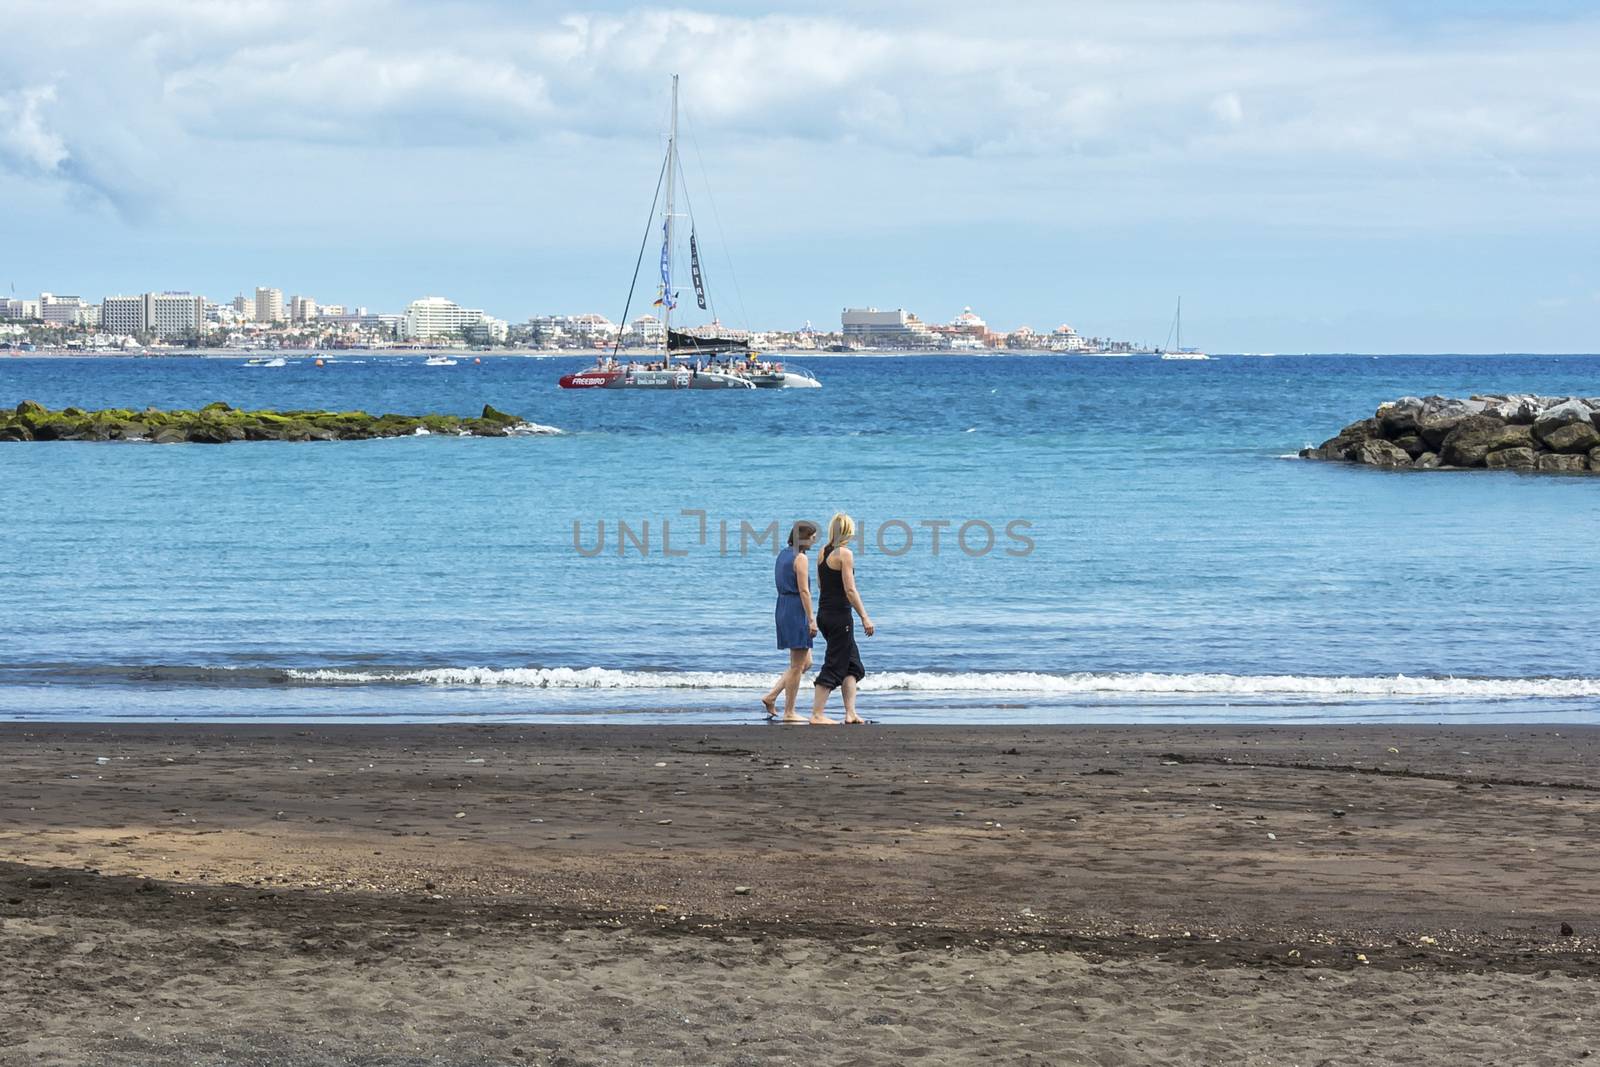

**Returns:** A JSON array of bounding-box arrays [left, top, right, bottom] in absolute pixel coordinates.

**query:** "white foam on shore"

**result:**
[[283, 666, 1600, 699]]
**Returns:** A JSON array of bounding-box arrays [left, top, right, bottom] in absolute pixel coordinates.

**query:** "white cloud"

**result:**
[[2, 0, 1600, 234], [0, 86, 68, 174]]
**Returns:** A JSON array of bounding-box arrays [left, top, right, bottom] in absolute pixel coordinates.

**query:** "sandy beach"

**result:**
[[2, 722, 1596, 1065]]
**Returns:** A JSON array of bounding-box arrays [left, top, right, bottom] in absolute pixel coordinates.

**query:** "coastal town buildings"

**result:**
[[98, 296, 145, 335], [840, 307, 941, 348], [254, 287, 285, 324], [98, 292, 208, 339], [6, 281, 1144, 353], [401, 296, 507, 342]]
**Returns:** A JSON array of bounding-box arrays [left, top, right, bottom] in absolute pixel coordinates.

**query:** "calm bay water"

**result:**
[[2, 352, 1598, 724]]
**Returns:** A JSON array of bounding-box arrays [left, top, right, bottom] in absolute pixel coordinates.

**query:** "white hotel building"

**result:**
[[402, 296, 507, 342]]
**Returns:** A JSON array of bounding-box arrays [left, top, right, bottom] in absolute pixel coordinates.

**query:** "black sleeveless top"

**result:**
[[818, 544, 848, 617]]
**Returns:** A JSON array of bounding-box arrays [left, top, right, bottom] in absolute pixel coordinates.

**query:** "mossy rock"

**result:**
[[32, 417, 90, 441], [372, 414, 424, 436], [421, 415, 463, 434], [4, 402, 542, 444]]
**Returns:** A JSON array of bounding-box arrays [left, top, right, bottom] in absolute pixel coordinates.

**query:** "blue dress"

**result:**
[[774, 547, 813, 649]]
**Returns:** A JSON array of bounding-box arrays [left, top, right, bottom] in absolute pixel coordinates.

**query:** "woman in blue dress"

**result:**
[[761, 520, 819, 722]]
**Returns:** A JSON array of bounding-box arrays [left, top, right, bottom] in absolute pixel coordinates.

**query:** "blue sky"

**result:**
[[2, 0, 1597, 351]]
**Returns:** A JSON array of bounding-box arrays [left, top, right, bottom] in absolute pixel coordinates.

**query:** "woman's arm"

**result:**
[[795, 551, 817, 636], [838, 548, 875, 636]]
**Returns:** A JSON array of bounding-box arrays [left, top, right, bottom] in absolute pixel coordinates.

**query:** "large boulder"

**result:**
[[480, 404, 520, 426], [1539, 420, 1600, 454], [30, 417, 90, 441], [1392, 434, 1428, 456], [1532, 399, 1596, 441], [1416, 396, 1488, 447], [0, 424, 33, 442], [1536, 453, 1588, 473], [1376, 397, 1424, 435], [1311, 417, 1383, 459], [186, 417, 246, 444], [1412, 452, 1441, 469], [1485, 447, 1537, 471], [1473, 394, 1545, 422], [150, 426, 188, 445], [1439, 416, 1533, 467], [1353, 439, 1413, 467]]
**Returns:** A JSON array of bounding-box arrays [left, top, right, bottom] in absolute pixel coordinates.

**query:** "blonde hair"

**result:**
[[826, 512, 856, 551]]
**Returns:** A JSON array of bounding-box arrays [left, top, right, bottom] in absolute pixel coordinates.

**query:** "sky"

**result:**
[[1, 0, 1598, 352]]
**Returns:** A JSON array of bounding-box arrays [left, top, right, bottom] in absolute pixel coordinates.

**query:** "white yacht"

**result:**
[[1158, 298, 1209, 360]]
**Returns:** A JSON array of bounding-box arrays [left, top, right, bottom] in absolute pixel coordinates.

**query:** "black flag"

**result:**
[[689, 231, 707, 311]]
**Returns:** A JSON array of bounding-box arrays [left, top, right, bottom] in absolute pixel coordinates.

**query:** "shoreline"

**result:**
[[4, 722, 1595, 1064]]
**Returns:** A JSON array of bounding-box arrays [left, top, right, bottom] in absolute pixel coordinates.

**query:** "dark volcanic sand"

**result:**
[[1, 723, 1596, 1065]]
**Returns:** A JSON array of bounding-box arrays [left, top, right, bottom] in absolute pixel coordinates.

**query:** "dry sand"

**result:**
[[1, 723, 1596, 1065]]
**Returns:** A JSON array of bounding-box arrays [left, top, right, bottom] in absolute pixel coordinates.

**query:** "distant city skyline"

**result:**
[[3, 1, 1598, 352]]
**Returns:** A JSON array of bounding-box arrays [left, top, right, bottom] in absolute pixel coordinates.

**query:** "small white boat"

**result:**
[[1158, 298, 1209, 360], [424, 355, 458, 366], [245, 356, 287, 368]]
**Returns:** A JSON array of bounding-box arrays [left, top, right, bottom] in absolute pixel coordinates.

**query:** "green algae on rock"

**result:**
[[0, 401, 560, 443]]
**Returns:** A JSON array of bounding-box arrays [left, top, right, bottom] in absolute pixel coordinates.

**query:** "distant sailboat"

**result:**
[[1159, 298, 1209, 361], [559, 75, 818, 391]]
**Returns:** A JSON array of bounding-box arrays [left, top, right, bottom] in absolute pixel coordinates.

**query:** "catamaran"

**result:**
[[559, 75, 819, 391], [1158, 297, 1209, 360]]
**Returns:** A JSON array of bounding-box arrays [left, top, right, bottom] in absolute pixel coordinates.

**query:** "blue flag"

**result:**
[[656, 220, 676, 310]]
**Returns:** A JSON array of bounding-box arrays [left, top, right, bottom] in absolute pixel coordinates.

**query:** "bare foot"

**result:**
[[781, 714, 807, 724], [843, 713, 867, 724], [809, 714, 840, 725], [761, 697, 777, 720]]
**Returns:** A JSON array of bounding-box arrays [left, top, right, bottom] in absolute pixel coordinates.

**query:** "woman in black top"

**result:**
[[810, 512, 875, 725]]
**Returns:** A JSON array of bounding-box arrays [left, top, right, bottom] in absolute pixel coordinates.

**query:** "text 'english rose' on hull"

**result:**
[[557, 74, 821, 392]]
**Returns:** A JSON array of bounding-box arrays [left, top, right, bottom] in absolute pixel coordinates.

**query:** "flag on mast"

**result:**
[[689, 230, 707, 311], [652, 220, 676, 309]]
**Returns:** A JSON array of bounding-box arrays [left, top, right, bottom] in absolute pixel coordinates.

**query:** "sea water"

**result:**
[[2, 352, 1597, 724]]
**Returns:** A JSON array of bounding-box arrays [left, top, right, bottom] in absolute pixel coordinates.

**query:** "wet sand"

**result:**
[[2, 723, 1596, 1065]]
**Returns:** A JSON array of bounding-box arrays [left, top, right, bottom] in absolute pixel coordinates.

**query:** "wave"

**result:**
[[279, 666, 1600, 699]]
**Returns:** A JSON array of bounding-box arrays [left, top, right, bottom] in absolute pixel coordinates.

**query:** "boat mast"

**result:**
[[663, 74, 678, 359], [1175, 297, 1182, 352]]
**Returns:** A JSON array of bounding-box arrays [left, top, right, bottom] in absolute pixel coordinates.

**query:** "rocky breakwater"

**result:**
[[1301, 395, 1600, 474], [0, 401, 559, 443]]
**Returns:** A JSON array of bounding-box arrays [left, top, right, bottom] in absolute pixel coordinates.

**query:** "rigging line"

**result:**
[[612, 152, 669, 358], [682, 107, 751, 335], [671, 143, 716, 324]]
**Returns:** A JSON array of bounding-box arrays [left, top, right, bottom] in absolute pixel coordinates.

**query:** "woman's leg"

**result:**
[[810, 682, 839, 724], [841, 676, 864, 724], [782, 649, 809, 720], [763, 649, 803, 720]]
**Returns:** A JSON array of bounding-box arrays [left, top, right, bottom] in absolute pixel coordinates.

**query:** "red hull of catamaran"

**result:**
[[558, 371, 623, 389]]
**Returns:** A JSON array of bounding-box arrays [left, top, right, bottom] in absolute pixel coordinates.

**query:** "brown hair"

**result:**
[[788, 520, 820, 548]]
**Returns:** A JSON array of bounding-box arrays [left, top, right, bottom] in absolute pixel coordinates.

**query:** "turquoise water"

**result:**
[[2, 352, 1598, 724]]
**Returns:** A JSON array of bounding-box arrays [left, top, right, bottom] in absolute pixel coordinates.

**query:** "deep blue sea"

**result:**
[[3, 352, 1598, 724]]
